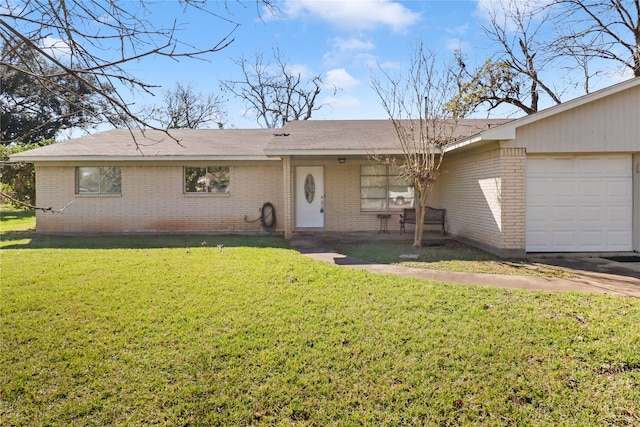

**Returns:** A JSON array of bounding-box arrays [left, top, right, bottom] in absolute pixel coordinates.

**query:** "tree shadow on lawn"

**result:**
[[0, 209, 34, 222], [0, 229, 290, 250]]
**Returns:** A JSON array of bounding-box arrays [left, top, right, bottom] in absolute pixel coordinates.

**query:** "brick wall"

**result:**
[[430, 144, 526, 255], [34, 162, 284, 234]]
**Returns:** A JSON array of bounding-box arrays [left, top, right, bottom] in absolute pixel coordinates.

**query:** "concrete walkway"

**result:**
[[290, 238, 640, 298]]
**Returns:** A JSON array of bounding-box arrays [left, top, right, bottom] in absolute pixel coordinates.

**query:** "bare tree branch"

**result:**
[[549, 0, 640, 77], [146, 82, 227, 129], [0, 191, 73, 213], [0, 0, 273, 142], [221, 46, 328, 128]]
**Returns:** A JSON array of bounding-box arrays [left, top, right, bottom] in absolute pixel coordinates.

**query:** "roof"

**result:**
[[447, 76, 640, 152], [10, 119, 510, 162], [265, 119, 509, 156], [10, 128, 280, 162]]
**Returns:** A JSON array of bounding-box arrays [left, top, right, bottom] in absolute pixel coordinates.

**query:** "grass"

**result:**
[[0, 206, 35, 233], [2, 207, 639, 425], [330, 239, 575, 278]]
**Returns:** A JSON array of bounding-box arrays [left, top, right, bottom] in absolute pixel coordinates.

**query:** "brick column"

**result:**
[[499, 146, 527, 255], [282, 156, 293, 238]]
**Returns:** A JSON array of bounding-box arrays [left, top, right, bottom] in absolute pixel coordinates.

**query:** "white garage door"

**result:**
[[526, 154, 632, 252]]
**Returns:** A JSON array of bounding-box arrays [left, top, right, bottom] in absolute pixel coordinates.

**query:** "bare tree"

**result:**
[[451, 0, 564, 116], [149, 82, 227, 129], [372, 43, 465, 247], [451, 0, 638, 117], [0, 0, 274, 136], [550, 0, 640, 78], [221, 47, 326, 128]]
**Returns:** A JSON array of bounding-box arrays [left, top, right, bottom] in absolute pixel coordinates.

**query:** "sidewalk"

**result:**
[[290, 238, 640, 298]]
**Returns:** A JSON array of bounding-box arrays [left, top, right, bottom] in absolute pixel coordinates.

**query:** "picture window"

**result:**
[[76, 167, 122, 194], [184, 166, 230, 194], [360, 164, 413, 211]]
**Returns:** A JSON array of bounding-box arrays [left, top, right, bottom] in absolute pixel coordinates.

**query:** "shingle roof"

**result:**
[[10, 119, 511, 162], [266, 119, 510, 154], [10, 128, 279, 161]]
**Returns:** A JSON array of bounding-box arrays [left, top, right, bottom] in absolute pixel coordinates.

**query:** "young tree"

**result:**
[[0, 0, 274, 136], [221, 48, 326, 128], [149, 82, 227, 129], [372, 43, 467, 247]]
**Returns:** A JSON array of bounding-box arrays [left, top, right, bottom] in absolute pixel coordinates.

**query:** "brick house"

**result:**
[[11, 77, 640, 255]]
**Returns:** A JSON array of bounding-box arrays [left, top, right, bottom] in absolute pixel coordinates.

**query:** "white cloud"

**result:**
[[284, 0, 420, 32], [322, 94, 361, 109], [446, 23, 470, 36], [353, 53, 380, 68], [286, 63, 314, 79], [324, 68, 360, 90], [475, 0, 553, 30], [40, 36, 71, 58], [374, 59, 401, 71], [324, 36, 375, 66], [446, 38, 470, 52]]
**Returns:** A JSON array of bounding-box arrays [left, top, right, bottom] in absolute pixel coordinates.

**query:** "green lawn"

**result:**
[[1, 208, 639, 425]]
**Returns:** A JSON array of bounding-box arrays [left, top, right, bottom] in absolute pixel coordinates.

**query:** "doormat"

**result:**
[[603, 256, 640, 263]]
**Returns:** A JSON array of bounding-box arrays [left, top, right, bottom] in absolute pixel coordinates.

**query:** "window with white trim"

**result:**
[[76, 167, 122, 194], [361, 164, 413, 211], [184, 166, 230, 194]]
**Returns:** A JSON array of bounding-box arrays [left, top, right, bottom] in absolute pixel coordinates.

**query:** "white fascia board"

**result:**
[[9, 155, 280, 162], [444, 135, 485, 152], [263, 149, 407, 156]]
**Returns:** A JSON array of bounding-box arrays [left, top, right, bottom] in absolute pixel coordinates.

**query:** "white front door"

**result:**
[[296, 166, 324, 228]]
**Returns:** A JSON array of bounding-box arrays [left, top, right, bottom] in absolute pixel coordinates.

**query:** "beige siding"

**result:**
[[34, 163, 284, 234], [512, 85, 640, 153], [430, 145, 526, 255]]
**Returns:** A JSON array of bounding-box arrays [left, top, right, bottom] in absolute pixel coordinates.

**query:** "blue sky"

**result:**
[[125, 1, 485, 128], [85, 1, 630, 129]]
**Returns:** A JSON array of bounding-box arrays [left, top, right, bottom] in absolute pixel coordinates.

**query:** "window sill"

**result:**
[[76, 193, 122, 198], [183, 192, 230, 197]]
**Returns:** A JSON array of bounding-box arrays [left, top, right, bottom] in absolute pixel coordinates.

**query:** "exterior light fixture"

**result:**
[[338, 158, 346, 164]]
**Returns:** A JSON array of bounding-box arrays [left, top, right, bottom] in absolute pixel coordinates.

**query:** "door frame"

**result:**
[[295, 166, 325, 228]]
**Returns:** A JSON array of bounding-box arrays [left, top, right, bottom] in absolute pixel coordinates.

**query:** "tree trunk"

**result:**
[[413, 204, 425, 247], [413, 185, 430, 247]]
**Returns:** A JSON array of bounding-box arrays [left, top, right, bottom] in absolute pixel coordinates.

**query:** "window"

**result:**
[[184, 166, 230, 194], [76, 167, 122, 194], [361, 164, 413, 211]]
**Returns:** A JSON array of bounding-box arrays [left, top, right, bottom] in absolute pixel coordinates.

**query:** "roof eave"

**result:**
[[264, 149, 410, 156], [9, 155, 281, 162]]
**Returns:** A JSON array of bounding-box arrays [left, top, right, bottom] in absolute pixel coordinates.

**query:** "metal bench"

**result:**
[[399, 207, 446, 234]]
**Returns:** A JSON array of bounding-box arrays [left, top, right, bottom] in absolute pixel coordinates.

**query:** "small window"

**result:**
[[76, 167, 121, 194], [361, 164, 413, 211], [184, 166, 230, 194]]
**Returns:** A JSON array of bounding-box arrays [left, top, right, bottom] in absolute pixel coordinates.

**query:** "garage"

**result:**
[[526, 154, 633, 252]]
